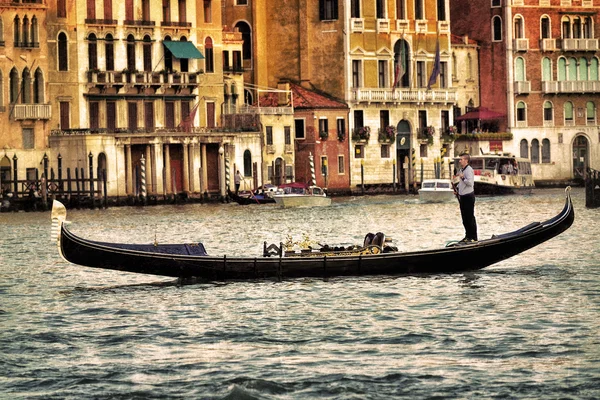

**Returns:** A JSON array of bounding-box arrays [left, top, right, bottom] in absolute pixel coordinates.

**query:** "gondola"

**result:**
[[50, 188, 574, 281], [228, 190, 276, 205]]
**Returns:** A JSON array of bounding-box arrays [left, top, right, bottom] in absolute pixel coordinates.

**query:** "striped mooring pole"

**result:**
[[225, 155, 231, 193], [309, 152, 316, 186], [140, 154, 147, 203]]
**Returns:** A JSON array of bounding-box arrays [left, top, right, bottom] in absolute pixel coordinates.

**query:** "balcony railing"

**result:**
[[396, 20, 410, 31], [87, 70, 200, 86], [237, 105, 293, 115], [85, 19, 117, 25], [543, 80, 600, 93], [161, 21, 192, 27], [377, 19, 390, 33], [561, 38, 598, 51], [540, 38, 556, 51], [351, 87, 457, 104], [513, 38, 529, 51], [514, 81, 531, 94], [123, 20, 156, 26], [12, 104, 51, 120]]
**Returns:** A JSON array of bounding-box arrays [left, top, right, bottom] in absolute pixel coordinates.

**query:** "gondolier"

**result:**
[[454, 153, 478, 242]]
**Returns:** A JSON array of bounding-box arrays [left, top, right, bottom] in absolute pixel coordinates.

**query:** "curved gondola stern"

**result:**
[[51, 200, 68, 262]]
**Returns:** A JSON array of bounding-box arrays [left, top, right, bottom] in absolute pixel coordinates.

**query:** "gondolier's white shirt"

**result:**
[[458, 165, 475, 196]]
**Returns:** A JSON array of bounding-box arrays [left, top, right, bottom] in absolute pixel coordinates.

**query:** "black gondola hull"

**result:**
[[54, 191, 574, 281]]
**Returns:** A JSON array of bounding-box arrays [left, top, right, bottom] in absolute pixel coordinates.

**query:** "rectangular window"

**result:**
[[165, 101, 175, 129], [223, 50, 230, 70], [57, 0, 67, 18], [125, 0, 133, 20], [295, 119, 305, 139], [181, 101, 190, 125], [351, 0, 360, 18], [415, 0, 424, 19], [90, 101, 100, 130], [321, 156, 328, 176], [206, 102, 215, 128], [380, 110, 390, 130], [417, 61, 426, 87], [337, 118, 345, 141], [163, 0, 171, 22], [441, 110, 449, 133], [236, 0, 248, 4], [338, 155, 345, 174], [87, 0, 96, 20], [320, 0, 338, 20], [105, 41, 114, 71], [26, 168, 37, 182], [60, 101, 70, 129], [285, 165, 294, 181], [233, 51, 242, 70], [204, 0, 212, 23], [128, 102, 138, 132], [440, 62, 448, 88], [145, 102, 154, 130], [437, 0, 446, 20], [381, 144, 390, 158], [420, 143, 428, 158], [355, 144, 365, 159], [396, 0, 405, 19], [266, 126, 273, 145], [106, 101, 116, 131], [104, 0, 113, 20], [376, 0, 385, 18], [142, 0, 150, 21], [284, 126, 291, 145], [418, 110, 427, 131], [22, 128, 34, 149], [319, 118, 329, 138], [378, 60, 387, 88], [354, 110, 364, 128], [352, 60, 361, 88], [179, 0, 187, 22]]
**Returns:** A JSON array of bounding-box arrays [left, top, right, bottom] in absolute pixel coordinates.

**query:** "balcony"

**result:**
[[237, 105, 293, 115], [542, 80, 600, 93], [438, 20, 450, 34], [513, 38, 529, 51], [123, 20, 155, 26], [561, 38, 598, 51], [161, 21, 192, 28], [87, 70, 199, 88], [415, 20, 427, 34], [377, 19, 390, 33], [12, 104, 51, 120], [351, 87, 457, 104], [540, 38, 556, 52], [85, 19, 117, 25], [351, 18, 364, 33], [514, 81, 531, 94], [396, 20, 409, 32]]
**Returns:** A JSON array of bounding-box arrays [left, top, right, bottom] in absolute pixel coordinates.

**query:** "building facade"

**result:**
[[451, 0, 600, 183]]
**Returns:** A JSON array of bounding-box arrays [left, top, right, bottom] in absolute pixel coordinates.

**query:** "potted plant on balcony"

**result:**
[[441, 125, 457, 143], [352, 126, 371, 142], [378, 125, 396, 143], [319, 130, 329, 140], [337, 129, 346, 142], [418, 126, 435, 145]]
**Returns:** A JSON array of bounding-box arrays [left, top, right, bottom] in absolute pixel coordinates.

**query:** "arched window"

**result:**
[[243, 149, 252, 177], [88, 33, 98, 70], [235, 21, 251, 60], [31, 16, 38, 46], [127, 34, 136, 71], [542, 57, 552, 81], [543, 101, 553, 123], [564, 101, 574, 122], [591, 57, 599, 80], [516, 101, 526, 122], [492, 16, 502, 41], [541, 139, 551, 163], [515, 57, 525, 81], [520, 139, 529, 159], [22, 15, 29, 46], [9, 68, 19, 103], [583, 17, 593, 39], [393, 39, 410, 88], [514, 15, 524, 39], [541, 16, 551, 39], [34, 68, 44, 104], [573, 17, 582, 39], [143, 35, 152, 72], [562, 17, 571, 39], [164, 35, 173, 72], [58, 32, 68, 71], [531, 139, 540, 164], [105, 34, 114, 71], [204, 37, 214, 73], [568, 57, 577, 80], [557, 58, 567, 81], [21, 68, 31, 103], [179, 36, 188, 72], [14, 16, 20, 46], [579, 57, 588, 81], [587, 101, 596, 124], [0, 17, 4, 44]]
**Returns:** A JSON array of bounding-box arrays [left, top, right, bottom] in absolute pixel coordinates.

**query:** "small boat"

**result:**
[[418, 179, 456, 203], [271, 183, 332, 208], [229, 184, 279, 205], [454, 153, 535, 195], [50, 188, 574, 281]]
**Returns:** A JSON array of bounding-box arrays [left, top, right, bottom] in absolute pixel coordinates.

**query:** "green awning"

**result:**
[[163, 41, 204, 59]]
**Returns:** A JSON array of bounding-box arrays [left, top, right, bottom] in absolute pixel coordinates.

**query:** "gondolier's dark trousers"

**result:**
[[459, 192, 478, 241]]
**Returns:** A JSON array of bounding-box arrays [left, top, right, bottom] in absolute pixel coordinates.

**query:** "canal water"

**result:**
[[1, 188, 599, 399]]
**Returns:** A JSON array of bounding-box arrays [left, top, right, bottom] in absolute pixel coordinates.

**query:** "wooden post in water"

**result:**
[[67, 168, 72, 202], [88, 153, 94, 209], [102, 169, 108, 208], [360, 159, 365, 195], [404, 156, 409, 193]]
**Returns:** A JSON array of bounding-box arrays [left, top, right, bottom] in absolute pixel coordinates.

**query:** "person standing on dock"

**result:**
[[454, 153, 477, 242]]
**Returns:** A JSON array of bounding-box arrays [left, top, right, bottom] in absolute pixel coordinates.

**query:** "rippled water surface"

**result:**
[[1, 188, 599, 399]]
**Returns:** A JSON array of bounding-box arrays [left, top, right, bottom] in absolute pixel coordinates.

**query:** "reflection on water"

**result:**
[[1, 188, 599, 399]]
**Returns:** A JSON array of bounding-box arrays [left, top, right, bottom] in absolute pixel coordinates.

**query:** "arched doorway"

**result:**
[[572, 135, 588, 180], [396, 120, 411, 189], [1, 155, 11, 194], [274, 157, 284, 186]]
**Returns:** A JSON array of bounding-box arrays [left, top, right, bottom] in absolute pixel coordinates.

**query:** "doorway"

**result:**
[[572, 135, 588, 180]]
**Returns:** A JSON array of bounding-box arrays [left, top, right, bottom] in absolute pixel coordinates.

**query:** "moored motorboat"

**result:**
[[50, 188, 574, 282], [272, 183, 332, 208], [418, 179, 456, 203]]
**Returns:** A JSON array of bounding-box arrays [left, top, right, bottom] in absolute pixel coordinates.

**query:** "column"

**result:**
[[153, 142, 164, 195], [201, 143, 208, 193], [164, 144, 171, 195]]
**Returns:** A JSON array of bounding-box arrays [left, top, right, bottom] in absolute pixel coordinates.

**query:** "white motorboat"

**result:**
[[418, 179, 456, 203], [272, 184, 332, 208]]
